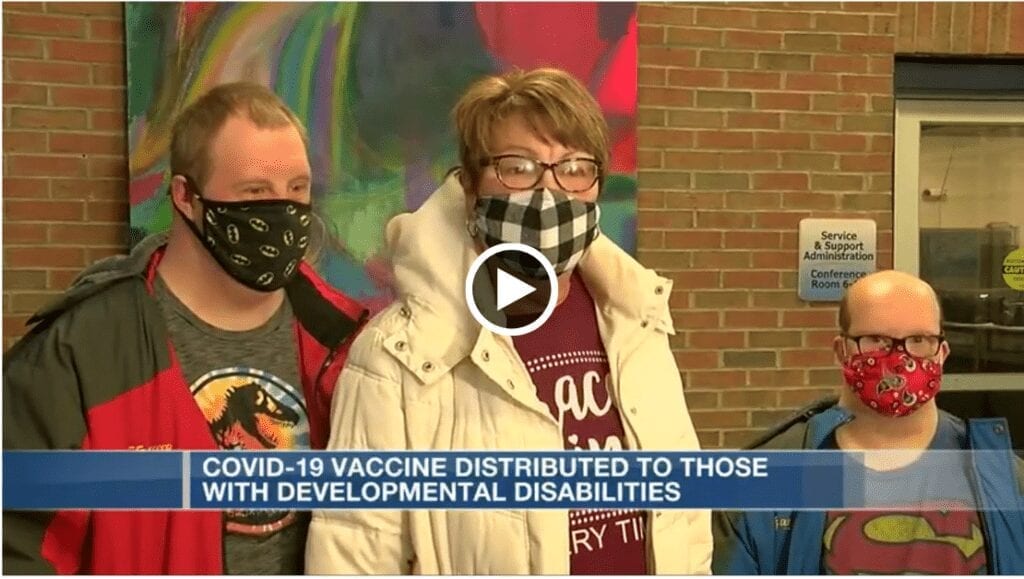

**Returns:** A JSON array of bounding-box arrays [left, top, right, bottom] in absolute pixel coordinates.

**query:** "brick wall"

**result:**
[[635, 1, 1024, 448], [3, 1, 128, 348], [3, 2, 1023, 445]]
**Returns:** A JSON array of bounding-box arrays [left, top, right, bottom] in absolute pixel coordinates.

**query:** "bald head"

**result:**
[[839, 270, 942, 336]]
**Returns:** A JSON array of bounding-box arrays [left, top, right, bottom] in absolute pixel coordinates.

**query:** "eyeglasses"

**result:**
[[844, 334, 946, 358], [482, 154, 602, 193]]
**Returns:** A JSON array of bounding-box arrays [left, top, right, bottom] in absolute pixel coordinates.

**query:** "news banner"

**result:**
[[2, 450, 879, 511]]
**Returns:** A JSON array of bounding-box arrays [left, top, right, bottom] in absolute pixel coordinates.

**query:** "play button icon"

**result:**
[[465, 243, 558, 336]]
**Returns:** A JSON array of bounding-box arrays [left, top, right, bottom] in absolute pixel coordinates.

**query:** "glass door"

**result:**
[[894, 100, 1024, 391]]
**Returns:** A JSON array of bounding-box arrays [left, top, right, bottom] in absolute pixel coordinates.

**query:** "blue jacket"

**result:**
[[711, 398, 1024, 575]]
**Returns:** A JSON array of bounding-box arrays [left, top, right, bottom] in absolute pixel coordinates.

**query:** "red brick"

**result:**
[[51, 86, 125, 109], [2, 82, 47, 105], [813, 93, 867, 112], [87, 246, 128, 262], [783, 310, 838, 327], [781, 349, 835, 367], [47, 38, 123, 62], [783, 192, 838, 210], [784, 32, 840, 51], [3, 178, 48, 199], [4, 200, 84, 221], [637, 151, 663, 171], [813, 54, 869, 73], [6, 155, 87, 178], [3, 270, 48, 291], [813, 12, 871, 32], [752, 251, 796, 269], [1, 2, 44, 12], [779, 387, 839, 407], [3, 131, 48, 153], [5, 60, 90, 83], [755, 212, 811, 229], [813, 133, 867, 152], [781, 152, 837, 171], [85, 201, 128, 222], [969, 3, 989, 53], [47, 2, 124, 16], [723, 270, 779, 289], [726, 192, 782, 211], [840, 153, 891, 172], [50, 132, 126, 155], [675, 311, 721, 330], [697, 430, 722, 449], [685, 391, 721, 410], [90, 109, 122, 131], [722, 390, 778, 409], [665, 26, 722, 48], [691, 331, 746, 349], [698, 131, 755, 150], [48, 269, 82, 291], [4, 223, 49, 244], [638, 87, 694, 107], [88, 17, 124, 41], [688, 370, 747, 389], [667, 110, 724, 129], [749, 369, 804, 388], [785, 73, 840, 92], [755, 132, 812, 151], [638, 24, 664, 45], [693, 251, 751, 269], [10, 107, 88, 130], [665, 192, 725, 210], [724, 231, 782, 249], [638, 67, 666, 87], [721, 151, 777, 170], [840, 34, 895, 53], [668, 69, 726, 88], [868, 56, 894, 75], [4, 247, 86, 269], [840, 75, 892, 94], [690, 410, 749, 429], [701, 50, 756, 70], [726, 71, 782, 90], [3, 35, 44, 57], [3, 12, 85, 37], [722, 429, 761, 448], [723, 310, 779, 329], [639, 46, 697, 68], [664, 151, 719, 170], [696, 211, 754, 229], [51, 178, 126, 200], [637, 4, 694, 26], [88, 157, 127, 179], [724, 30, 783, 49], [639, 206, 691, 227], [664, 231, 723, 249], [49, 223, 122, 245], [756, 11, 814, 31], [674, 351, 721, 370], [755, 92, 811, 111], [754, 173, 808, 191], [667, 269, 719, 290], [696, 7, 755, 28], [637, 230, 664, 249], [783, 113, 838, 132], [1009, 3, 1024, 52], [728, 111, 781, 130]]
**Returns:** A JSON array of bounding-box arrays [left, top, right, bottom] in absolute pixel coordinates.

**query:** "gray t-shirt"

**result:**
[[154, 275, 308, 574]]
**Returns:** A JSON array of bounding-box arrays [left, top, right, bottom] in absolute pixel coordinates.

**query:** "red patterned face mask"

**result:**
[[841, 348, 943, 418]]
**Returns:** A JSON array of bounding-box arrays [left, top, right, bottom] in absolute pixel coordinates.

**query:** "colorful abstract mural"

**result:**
[[126, 2, 638, 312]]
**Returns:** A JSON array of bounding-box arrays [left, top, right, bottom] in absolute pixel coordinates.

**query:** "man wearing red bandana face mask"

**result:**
[[712, 271, 1024, 575]]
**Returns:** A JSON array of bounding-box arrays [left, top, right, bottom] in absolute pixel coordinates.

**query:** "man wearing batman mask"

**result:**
[[3, 83, 366, 574]]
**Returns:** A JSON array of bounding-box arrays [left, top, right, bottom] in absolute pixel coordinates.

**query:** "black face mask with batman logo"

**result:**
[[175, 176, 313, 292]]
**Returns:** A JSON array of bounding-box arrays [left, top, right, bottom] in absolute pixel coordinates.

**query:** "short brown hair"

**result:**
[[170, 82, 307, 188], [452, 68, 609, 190]]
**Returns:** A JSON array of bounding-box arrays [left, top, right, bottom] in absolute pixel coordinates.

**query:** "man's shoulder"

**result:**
[[746, 396, 840, 450]]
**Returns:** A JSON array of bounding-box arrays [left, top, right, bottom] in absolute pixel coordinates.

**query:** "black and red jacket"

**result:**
[[2, 234, 367, 574]]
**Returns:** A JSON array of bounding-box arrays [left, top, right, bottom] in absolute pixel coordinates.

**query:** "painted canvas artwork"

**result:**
[[126, 2, 638, 312]]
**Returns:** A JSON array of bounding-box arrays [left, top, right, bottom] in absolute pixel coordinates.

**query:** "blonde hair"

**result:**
[[170, 82, 307, 188], [452, 68, 609, 190]]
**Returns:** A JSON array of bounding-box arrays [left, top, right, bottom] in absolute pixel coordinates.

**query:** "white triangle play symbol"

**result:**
[[496, 269, 537, 311]]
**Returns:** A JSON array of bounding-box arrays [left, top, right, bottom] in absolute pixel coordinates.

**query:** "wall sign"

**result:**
[[798, 219, 877, 302]]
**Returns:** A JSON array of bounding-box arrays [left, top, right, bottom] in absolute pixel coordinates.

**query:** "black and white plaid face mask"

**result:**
[[178, 191, 313, 292], [474, 188, 600, 279]]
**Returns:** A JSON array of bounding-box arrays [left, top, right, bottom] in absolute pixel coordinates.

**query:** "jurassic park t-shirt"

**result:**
[[155, 275, 308, 575], [821, 413, 988, 575]]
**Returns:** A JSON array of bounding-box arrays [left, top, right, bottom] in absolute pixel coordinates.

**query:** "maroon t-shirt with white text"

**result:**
[[511, 272, 648, 575]]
